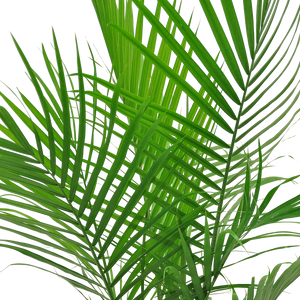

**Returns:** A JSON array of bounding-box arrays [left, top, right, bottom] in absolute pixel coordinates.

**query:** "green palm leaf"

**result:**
[[0, 1, 300, 300]]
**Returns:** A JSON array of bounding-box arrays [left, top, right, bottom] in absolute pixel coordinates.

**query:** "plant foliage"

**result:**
[[0, 0, 300, 299]]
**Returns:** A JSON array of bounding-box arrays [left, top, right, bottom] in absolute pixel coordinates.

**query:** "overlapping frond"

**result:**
[[86, 0, 300, 298]]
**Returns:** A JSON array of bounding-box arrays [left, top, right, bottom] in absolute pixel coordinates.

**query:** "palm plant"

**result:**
[[0, 0, 300, 299]]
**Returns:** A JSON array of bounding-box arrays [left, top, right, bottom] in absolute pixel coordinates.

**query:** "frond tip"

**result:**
[[0, 261, 12, 275]]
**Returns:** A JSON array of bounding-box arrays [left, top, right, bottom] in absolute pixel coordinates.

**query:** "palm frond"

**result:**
[[0, 1, 300, 299]]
